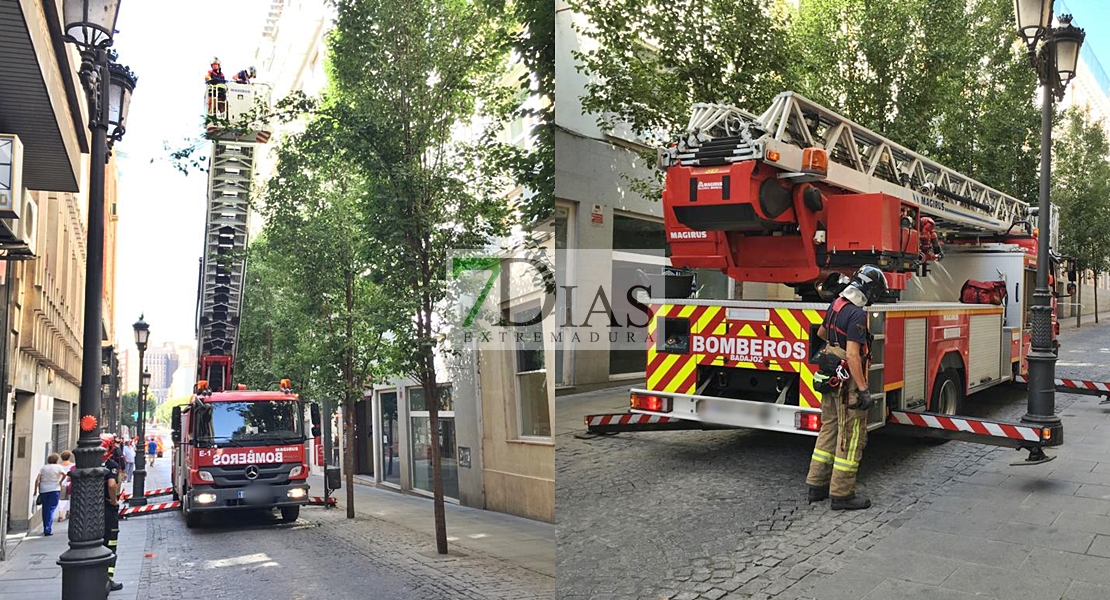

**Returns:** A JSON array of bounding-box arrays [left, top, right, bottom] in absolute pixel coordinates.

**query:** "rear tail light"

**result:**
[[631, 393, 671, 413], [795, 412, 821, 432]]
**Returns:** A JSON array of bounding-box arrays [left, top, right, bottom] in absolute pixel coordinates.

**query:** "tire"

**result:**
[[280, 506, 300, 523], [183, 492, 201, 528], [921, 368, 964, 446], [930, 368, 965, 416]]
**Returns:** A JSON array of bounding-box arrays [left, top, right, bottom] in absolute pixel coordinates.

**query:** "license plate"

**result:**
[[237, 490, 244, 499], [699, 399, 776, 423]]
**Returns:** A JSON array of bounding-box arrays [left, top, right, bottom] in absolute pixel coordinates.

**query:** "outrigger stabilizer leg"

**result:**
[[885, 410, 1056, 466], [1013, 375, 1110, 404]]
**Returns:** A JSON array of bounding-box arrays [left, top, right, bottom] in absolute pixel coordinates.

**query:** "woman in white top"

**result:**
[[56, 450, 75, 521], [34, 453, 67, 536]]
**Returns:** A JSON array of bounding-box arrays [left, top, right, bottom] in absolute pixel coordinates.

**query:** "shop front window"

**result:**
[[408, 385, 458, 499], [379, 391, 401, 487]]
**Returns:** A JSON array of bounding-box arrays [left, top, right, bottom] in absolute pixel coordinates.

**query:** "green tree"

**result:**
[[320, 0, 514, 553], [1052, 108, 1110, 322], [572, 0, 796, 196], [790, 0, 1039, 199], [120, 391, 156, 431], [253, 123, 406, 519]]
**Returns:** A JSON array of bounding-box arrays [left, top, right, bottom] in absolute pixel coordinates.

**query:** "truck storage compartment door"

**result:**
[[968, 312, 1003, 390], [903, 318, 927, 410]]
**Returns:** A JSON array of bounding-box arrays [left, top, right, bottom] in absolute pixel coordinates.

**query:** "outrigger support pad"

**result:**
[[1011, 445, 1056, 466]]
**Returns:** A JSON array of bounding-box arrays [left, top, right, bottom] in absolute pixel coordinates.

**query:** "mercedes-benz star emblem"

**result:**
[[245, 465, 260, 480]]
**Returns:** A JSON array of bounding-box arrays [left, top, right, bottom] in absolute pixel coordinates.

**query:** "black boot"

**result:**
[[807, 485, 829, 503], [108, 579, 123, 592], [831, 494, 871, 510]]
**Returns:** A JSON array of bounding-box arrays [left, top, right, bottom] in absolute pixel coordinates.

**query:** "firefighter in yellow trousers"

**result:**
[[805, 265, 887, 510]]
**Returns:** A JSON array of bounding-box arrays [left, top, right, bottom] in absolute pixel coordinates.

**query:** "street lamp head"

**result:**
[[106, 61, 137, 142], [62, 0, 122, 49], [132, 314, 149, 351], [1052, 15, 1085, 95], [1013, 0, 1054, 49], [142, 370, 151, 388]]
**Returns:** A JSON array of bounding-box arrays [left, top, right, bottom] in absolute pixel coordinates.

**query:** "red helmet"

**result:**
[[100, 434, 116, 461]]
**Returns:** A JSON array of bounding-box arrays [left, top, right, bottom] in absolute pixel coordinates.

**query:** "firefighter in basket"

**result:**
[[805, 265, 886, 511]]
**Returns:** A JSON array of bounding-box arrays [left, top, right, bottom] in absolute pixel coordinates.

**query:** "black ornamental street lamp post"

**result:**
[[1012, 0, 1084, 443], [131, 317, 150, 507], [57, 1, 136, 598]]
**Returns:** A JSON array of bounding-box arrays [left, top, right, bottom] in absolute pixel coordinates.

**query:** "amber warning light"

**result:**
[[801, 148, 828, 176]]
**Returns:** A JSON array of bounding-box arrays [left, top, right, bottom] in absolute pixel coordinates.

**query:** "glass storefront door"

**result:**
[[379, 390, 401, 488], [408, 385, 458, 500]]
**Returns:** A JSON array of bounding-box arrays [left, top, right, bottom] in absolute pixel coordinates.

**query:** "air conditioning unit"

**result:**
[[0, 190, 38, 259], [0, 134, 24, 219]]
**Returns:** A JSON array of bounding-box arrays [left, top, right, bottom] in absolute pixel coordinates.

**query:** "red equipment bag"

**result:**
[[960, 280, 1007, 305]]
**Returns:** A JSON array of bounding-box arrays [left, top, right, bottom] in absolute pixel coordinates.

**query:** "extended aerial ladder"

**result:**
[[194, 83, 271, 392], [586, 92, 1110, 461]]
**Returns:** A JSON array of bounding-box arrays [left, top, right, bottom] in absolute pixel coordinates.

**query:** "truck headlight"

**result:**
[[287, 488, 307, 499], [198, 470, 214, 482], [289, 465, 304, 478], [195, 492, 218, 504]]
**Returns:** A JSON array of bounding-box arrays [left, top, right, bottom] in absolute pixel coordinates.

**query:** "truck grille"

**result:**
[[207, 463, 294, 487]]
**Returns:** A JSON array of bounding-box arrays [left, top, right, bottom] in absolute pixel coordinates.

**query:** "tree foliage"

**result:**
[[234, 0, 516, 549], [791, 0, 1040, 200], [574, 0, 795, 138], [572, 0, 1040, 203], [1052, 108, 1110, 290]]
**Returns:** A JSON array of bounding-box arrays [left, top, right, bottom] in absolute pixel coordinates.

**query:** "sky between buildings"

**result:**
[[109, 1, 270, 350]]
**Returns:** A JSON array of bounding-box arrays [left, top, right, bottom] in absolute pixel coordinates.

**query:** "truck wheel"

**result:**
[[930, 368, 965, 416], [183, 495, 201, 528], [280, 506, 300, 523]]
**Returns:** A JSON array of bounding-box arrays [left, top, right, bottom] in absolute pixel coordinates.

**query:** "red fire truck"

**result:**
[[170, 378, 320, 527], [587, 92, 1110, 461]]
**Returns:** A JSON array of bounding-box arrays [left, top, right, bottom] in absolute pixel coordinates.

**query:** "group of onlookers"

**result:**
[[34, 435, 146, 593]]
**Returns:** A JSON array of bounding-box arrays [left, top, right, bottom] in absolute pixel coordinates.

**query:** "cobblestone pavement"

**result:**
[[556, 324, 1108, 600], [135, 447, 553, 599]]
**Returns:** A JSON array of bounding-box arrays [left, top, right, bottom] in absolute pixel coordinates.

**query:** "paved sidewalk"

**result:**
[[0, 512, 148, 600], [309, 473, 554, 577], [785, 391, 1110, 600]]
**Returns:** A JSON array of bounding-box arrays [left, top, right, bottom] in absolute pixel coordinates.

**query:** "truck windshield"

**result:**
[[195, 401, 302, 445]]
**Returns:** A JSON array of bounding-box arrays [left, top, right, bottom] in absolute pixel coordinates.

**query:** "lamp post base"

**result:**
[[130, 465, 148, 506], [1022, 348, 1063, 446], [57, 539, 113, 600]]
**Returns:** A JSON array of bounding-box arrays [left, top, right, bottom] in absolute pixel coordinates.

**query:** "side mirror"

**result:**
[[310, 402, 322, 438], [171, 406, 182, 444]]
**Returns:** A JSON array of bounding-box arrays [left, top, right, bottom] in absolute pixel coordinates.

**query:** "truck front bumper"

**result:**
[[188, 482, 310, 511]]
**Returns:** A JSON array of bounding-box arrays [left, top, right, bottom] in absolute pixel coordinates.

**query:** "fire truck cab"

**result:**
[[171, 380, 321, 528]]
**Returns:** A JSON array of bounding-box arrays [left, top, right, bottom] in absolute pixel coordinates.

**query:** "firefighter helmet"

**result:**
[[845, 265, 888, 306], [101, 435, 116, 462]]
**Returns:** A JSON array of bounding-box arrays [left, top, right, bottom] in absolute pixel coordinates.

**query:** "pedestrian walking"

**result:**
[[122, 439, 135, 483], [102, 437, 124, 593], [805, 265, 886, 511], [147, 437, 157, 466], [56, 450, 75, 521], [34, 453, 67, 536]]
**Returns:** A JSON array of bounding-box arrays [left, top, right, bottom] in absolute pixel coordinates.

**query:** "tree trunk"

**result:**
[[421, 244, 448, 555], [344, 270, 357, 519], [424, 351, 447, 554], [1087, 269, 1096, 323], [1077, 274, 1082, 329]]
